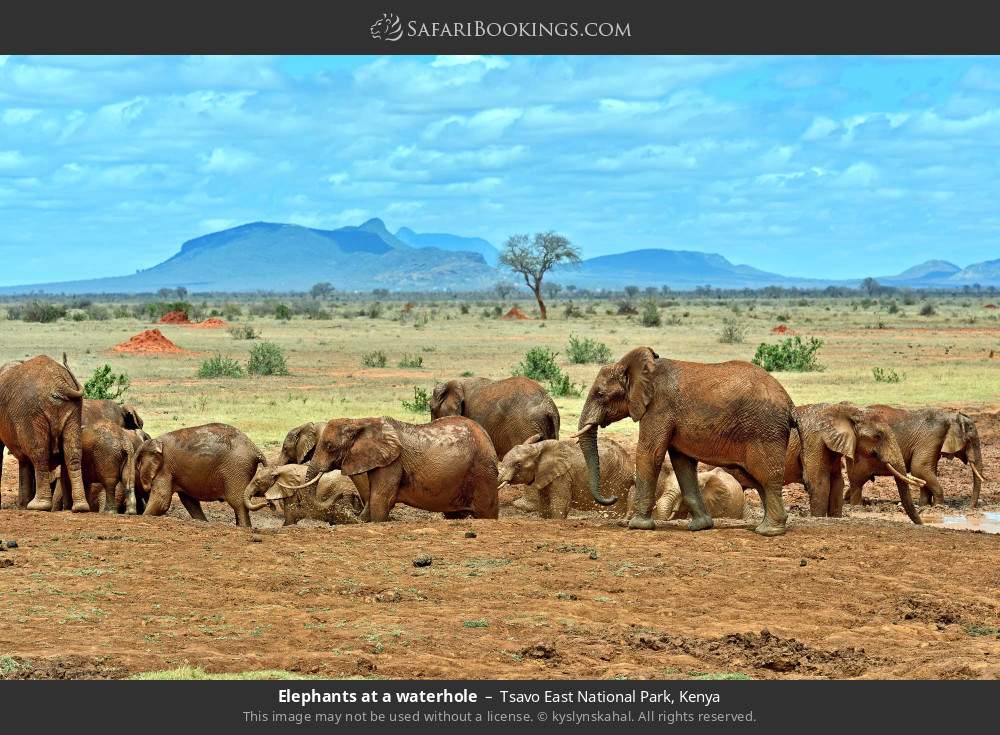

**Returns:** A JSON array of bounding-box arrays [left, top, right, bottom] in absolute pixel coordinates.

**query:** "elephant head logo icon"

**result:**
[[370, 12, 404, 42]]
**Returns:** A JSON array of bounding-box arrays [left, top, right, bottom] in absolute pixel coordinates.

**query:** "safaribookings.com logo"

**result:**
[[370, 13, 631, 42]]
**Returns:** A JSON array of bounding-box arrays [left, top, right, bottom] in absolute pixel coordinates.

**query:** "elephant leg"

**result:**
[[513, 485, 539, 512], [828, 470, 845, 517], [142, 482, 173, 517], [629, 431, 669, 531], [910, 455, 944, 505], [26, 454, 52, 511], [668, 449, 713, 532], [177, 493, 207, 522], [350, 473, 371, 520], [747, 445, 787, 536], [103, 483, 117, 514], [18, 461, 36, 509], [471, 473, 499, 520], [536, 485, 554, 519], [894, 476, 922, 524], [550, 477, 572, 520], [805, 470, 830, 517], [367, 464, 402, 523]]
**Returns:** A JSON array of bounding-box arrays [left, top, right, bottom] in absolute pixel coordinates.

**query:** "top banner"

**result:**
[[3, 0, 1000, 54]]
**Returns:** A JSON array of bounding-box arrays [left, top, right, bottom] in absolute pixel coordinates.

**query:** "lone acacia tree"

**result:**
[[499, 232, 580, 319]]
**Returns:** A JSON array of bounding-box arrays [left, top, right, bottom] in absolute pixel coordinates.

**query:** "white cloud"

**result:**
[[0, 150, 27, 169], [199, 218, 238, 232], [913, 108, 1000, 136], [598, 99, 661, 115], [326, 172, 349, 185], [430, 56, 509, 71], [802, 116, 838, 140], [200, 147, 257, 174], [837, 162, 879, 188], [2, 108, 41, 125]]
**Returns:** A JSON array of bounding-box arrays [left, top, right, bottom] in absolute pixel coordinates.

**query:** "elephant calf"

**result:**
[[136, 423, 266, 527], [654, 468, 751, 522], [499, 436, 636, 519], [244, 464, 363, 526], [53, 423, 149, 514]]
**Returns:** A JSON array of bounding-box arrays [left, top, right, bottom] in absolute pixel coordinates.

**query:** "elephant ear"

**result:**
[[821, 403, 860, 459], [295, 424, 319, 463], [523, 433, 544, 445], [264, 467, 298, 500], [620, 347, 658, 422], [342, 420, 401, 476], [532, 442, 573, 490], [122, 404, 143, 430], [138, 439, 164, 490], [430, 381, 462, 417], [942, 413, 967, 454]]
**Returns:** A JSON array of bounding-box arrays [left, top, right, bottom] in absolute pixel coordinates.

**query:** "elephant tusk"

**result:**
[[972, 465, 987, 483], [497, 481, 509, 491], [570, 423, 595, 439], [277, 473, 322, 491]]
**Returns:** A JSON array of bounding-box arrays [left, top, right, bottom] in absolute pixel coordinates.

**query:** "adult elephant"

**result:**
[[136, 423, 266, 526], [244, 464, 363, 526], [0, 355, 89, 512], [275, 422, 324, 465], [430, 377, 560, 459], [574, 347, 796, 536], [497, 436, 636, 519], [656, 468, 750, 522], [845, 406, 986, 509], [778, 402, 925, 522], [83, 399, 144, 431], [277, 416, 499, 522]]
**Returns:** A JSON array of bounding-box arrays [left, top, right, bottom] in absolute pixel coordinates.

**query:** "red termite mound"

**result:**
[[113, 329, 184, 354], [501, 307, 532, 320], [158, 310, 191, 324]]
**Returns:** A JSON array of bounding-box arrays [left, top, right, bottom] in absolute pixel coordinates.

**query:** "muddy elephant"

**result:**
[[655, 467, 750, 522], [276, 422, 324, 466], [0, 355, 89, 512], [53, 423, 145, 514], [777, 402, 926, 522], [575, 347, 796, 536], [82, 399, 144, 431], [430, 376, 560, 459], [244, 464, 363, 525], [278, 416, 499, 522], [136, 423, 266, 527], [498, 436, 636, 519], [846, 406, 987, 509]]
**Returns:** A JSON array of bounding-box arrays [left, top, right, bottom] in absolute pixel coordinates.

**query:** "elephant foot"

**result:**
[[71, 501, 91, 513], [627, 515, 656, 530], [754, 520, 787, 537], [512, 498, 536, 512], [26, 498, 53, 511], [687, 515, 714, 532], [102, 507, 116, 515]]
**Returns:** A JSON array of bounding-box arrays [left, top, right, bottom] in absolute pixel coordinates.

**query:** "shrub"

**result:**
[[366, 302, 383, 319], [229, 325, 260, 340], [512, 347, 563, 383], [398, 354, 423, 368], [247, 342, 289, 376], [616, 300, 638, 316], [459, 303, 470, 315], [112, 305, 132, 319], [566, 335, 612, 364], [752, 336, 824, 372], [719, 318, 748, 344], [69, 310, 88, 322], [872, 367, 904, 383], [401, 386, 431, 413], [361, 351, 388, 368], [562, 301, 584, 319], [197, 354, 245, 378], [919, 303, 936, 316], [16, 301, 67, 323], [547, 372, 581, 398], [274, 304, 292, 321], [83, 365, 130, 401], [640, 300, 661, 327], [85, 304, 111, 321], [886, 301, 900, 314]]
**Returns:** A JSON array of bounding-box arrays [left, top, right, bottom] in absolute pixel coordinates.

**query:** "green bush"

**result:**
[[197, 354, 245, 378], [247, 342, 289, 376], [752, 336, 824, 372], [719, 318, 748, 344], [566, 335, 612, 364], [872, 366, 904, 383], [228, 325, 260, 340], [361, 351, 387, 368], [398, 354, 423, 368], [512, 347, 563, 383], [919, 303, 936, 316], [85, 304, 110, 321], [547, 372, 581, 398], [274, 304, 292, 321], [83, 365, 131, 401], [401, 386, 431, 413], [640, 300, 662, 327], [13, 301, 67, 323]]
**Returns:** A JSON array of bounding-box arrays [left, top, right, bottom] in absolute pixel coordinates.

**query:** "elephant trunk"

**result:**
[[660, 480, 683, 521], [278, 463, 322, 491], [244, 482, 269, 512], [577, 424, 618, 506], [970, 434, 984, 508], [123, 439, 138, 515]]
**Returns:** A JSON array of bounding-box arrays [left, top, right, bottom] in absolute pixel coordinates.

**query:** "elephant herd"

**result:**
[[0, 350, 988, 538]]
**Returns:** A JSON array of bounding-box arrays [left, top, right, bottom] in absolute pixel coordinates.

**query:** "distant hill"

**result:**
[[1, 218, 998, 294], [0, 219, 498, 294], [549, 249, 822, 290], [395, 227, 499, 265]]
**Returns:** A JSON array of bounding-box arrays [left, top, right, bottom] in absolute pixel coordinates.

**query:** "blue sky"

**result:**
[[1, 54, 999, 285]]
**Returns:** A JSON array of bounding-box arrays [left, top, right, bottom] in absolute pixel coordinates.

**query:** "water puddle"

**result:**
[[925, 512, 1000, 535]]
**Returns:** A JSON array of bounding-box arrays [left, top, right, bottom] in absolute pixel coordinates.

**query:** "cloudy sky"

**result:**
[[1, 54, 999, 285]]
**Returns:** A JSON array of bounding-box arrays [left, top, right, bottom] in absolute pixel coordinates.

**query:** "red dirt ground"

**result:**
[[112, 329, 184, 354], [157, 310, 191, 325], [0, 411, 997, 680], [501, 307, 532, 320], [189, 318, 227, 329]]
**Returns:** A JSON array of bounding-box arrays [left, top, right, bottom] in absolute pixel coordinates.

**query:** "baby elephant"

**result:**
[[653, 467, 751, 522], [52, 425, 150, 514], [136, 423, 266, 527], [499, 437, 636, 519], [244, 464, 363, 526]]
